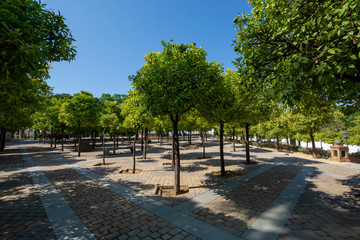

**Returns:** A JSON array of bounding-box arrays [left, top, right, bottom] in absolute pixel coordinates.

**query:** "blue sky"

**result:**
[[43, 0, 252, 97]]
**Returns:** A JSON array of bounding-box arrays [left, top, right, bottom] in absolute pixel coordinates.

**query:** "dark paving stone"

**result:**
[[0, 171, 55, 239]]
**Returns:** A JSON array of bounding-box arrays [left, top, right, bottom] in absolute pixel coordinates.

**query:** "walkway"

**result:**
[[0, 139, 359, 239]]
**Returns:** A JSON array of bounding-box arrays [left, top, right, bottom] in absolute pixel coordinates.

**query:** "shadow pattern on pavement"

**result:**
[[0, 171, 55, 239]]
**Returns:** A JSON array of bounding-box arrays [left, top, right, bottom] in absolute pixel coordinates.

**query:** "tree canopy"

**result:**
[[0, 0, 76, 150], [233, 0, 360, 110], [131, 40, 223, 194]]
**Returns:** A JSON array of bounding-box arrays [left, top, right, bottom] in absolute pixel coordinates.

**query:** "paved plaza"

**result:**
[[0, 138, 359, 240]]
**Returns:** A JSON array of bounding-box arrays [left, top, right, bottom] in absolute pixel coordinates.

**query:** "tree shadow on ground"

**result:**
[[192, 158, 250, 168], [0, 148, 27, 165], [40, 167, 180, 239], [176, 165, 208, 173], [274, 156, 337, 166], [0, 171, 56, 239], [137, 159, 158, 163], [278, 172, 360, 239], [186, 161, 360, 239], [148, 195, 190, 207], [0, 144, 92, 171]]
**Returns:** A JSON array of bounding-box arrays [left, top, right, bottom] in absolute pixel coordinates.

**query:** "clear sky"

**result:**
[[42, 0, 252, 97]]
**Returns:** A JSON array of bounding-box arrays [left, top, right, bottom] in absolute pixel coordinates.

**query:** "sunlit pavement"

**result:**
[[1, 139, 359, 239]]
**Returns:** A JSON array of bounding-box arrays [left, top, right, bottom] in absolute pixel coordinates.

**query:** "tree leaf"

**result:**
[[328, 48, 336, 54]]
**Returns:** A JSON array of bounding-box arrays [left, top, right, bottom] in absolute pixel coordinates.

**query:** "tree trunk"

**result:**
[[54, 133, 57, 149], [0, 128, 6, 152], [276, 135, 280, 151], [78, 124, 81, 157], [102, 129, 106, 165], [116, 134, 119, 148], [133, 128, 139, 174], [202, 129, 206, 159], [220, 121, 225, 176], [61, 129, 64, 151], [172, 132, 175, 165], [233, 126, 236, 152], [113, 129, 116, 155], [34, 130, 37, 140], [141, 128, 144, 151], [189, 127, 192, 145], [42, 130, 45, 144], [143, 128, 148, 159], [171, 115, 181, 195], [310, 130, 317, 159], [286, 137, 289, 146], [91, 131, 95, 149], [245, 122, 250, 164], [50, 132, 53, 147]]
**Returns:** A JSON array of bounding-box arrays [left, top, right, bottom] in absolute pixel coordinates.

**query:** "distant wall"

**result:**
[[281, 138, 360, 154]]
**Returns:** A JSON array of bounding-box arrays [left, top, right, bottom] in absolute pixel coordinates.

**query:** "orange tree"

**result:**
[[59, 91, 101, 157], [131, 41, 222, 194], [0, 0, 76, 150]]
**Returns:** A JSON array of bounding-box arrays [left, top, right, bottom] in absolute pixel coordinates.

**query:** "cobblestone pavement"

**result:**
[[43, 165, 198, 240], [190, 165, 302, 237], [0, 167, 55, 239], [0, 139, 359, 239]]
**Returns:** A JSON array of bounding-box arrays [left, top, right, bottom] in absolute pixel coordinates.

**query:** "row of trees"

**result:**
[[0, 0, 76, 150], [126, 0, 360, 193], [4, 36, 360, 194], [2, 0, 359, 195]]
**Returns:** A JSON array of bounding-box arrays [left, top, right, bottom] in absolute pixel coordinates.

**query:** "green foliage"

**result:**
[[234, 0, 360, 109], [251, 141, 331, 158], [314, 110, 346, 144], [0, 0, 76, 134], [59, 91, 101, 133], [100, 113, 119, 131], [100, 100, 123, 131], [46, 97, 69, 132], [256, 106, 294, 140], [131, 40, 223, 120], [199, 69, 240, 125], [288, 101, 344, 147], [31, 111, 47, 132], [121, 90, 152, 131], [99, 93, 127, 104], [153, 116, 172, 135], [348, 113, 360, 145]]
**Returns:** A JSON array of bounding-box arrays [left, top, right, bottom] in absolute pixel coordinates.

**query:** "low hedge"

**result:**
[[249, 141, 331, 158], [227, 138, 360, 160]]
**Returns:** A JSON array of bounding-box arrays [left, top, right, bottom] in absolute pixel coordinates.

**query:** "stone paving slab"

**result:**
[[20, 145, 97, 239], [175, 163, 276, 214], [42, 165, 202, 240], [242, 168, 314, 240], [278, 173, 360, 240], [71, 141, 264, 207], [0, 169, 56, 239], [1, 140, 360, 240], [70, 164, 239, 240], [189, 164, 302, 237]]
